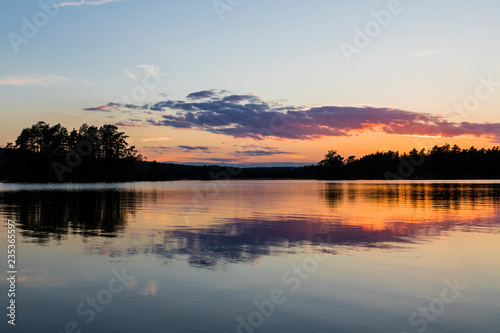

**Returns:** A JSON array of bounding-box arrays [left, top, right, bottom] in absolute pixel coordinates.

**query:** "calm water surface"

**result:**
[[0, 180, 499, 333]]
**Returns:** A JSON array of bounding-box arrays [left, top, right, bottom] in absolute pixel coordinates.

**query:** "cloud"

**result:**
[[222, 94, 260, 103], [115, 121, 141, 127], [234, 145, 295, 156], [53, 0, 121, 7], [84, 89, 500, 142], [83, 102, 141, 112], [237, 144, 280, 150], [141, 137, 173, 142], [140, 146, 172, 153], [187, 90, 216, 100], [83, 102, 120, 112], [0, 74, 71, 86], [202, 158, 237, 163], [123, 69, 137, 80], [235, 150, 295, 156], [178, 145, 210, 151]]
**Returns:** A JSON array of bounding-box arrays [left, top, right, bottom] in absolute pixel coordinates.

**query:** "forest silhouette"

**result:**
[[1, 121, 500, 182]]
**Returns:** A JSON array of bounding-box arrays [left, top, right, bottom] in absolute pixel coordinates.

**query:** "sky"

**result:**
[[1, 0, 500, 165]]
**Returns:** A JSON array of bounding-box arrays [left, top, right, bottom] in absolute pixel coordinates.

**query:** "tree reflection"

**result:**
[[0, 190, 137, 244], [1, 183, 500, 269], [324, 182, 500, 209]]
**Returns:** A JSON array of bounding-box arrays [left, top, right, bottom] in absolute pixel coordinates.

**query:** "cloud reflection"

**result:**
[[2, 182, 500, 270]]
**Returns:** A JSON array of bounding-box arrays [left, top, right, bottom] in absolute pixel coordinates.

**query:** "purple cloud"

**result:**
[[83, 89, 500, 142], [186, 90, 216, 100], [178, 145, 210, 151]]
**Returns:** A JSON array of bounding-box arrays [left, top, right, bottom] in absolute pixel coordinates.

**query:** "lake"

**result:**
[[0, 180, 499, 333]]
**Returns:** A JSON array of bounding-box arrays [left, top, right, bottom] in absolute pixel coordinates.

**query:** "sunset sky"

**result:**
[[2, 0, 500, 165]]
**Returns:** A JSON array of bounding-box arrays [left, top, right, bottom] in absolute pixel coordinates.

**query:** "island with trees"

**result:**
[[1, 121, 500, 182]]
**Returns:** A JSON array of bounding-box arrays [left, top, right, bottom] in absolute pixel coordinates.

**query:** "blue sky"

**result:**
[[2, 0, 500, 164]]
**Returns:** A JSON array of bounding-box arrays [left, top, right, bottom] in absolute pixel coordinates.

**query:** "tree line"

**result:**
[[317, 145, 500, 179], [0, 121, 143, 182], [1, 121, 500, 182], [0, 121, 315, 182]]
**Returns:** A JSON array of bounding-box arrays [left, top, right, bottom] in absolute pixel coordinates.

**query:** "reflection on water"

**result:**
[[325, 182, 500, 208], [0, 190, 137, 243], [2, 182, 499, 262], [0, 181, 499, 332]]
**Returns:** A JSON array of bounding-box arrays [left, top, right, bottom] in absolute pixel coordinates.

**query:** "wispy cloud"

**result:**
[[235, 150, 295, 156], [178, 145, 210, 151], [123, 69, 137, 80], [83, 102, 120, 112], [201, 158, 237, 163], [53, 0, 121, 7], [84, 102, 141, 112], [417, 50, 446, 57], [0, 74, 71, 86], [140, 146, 172, 153], [234, 145, 295, 156], [141, 137, 172, 142]]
